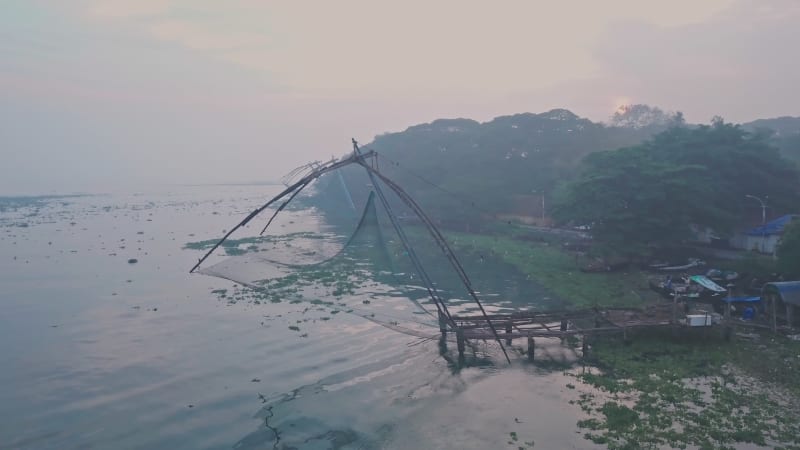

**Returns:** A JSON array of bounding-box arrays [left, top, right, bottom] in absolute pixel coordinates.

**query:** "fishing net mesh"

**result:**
[[195, 189, 449, 335], [192, 161, 563, 338]]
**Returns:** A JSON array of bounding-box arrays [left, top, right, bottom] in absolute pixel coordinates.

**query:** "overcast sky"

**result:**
[[1, 0, 799, 194]]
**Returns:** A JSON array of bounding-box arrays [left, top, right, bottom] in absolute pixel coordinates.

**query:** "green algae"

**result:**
[[572, 330, 800, 449]]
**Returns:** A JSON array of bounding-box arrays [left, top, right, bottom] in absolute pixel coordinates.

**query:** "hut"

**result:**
[[762, 281, 800, 327], [731, 215, 799, 254]]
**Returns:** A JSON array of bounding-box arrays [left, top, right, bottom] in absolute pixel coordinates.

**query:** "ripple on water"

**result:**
[[1, 186, 593, 450]]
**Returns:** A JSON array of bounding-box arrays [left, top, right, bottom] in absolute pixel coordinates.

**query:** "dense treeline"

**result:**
[[552, 120, 800, 258], [315, 108, 667, 225], [311, 107, 800, 267]]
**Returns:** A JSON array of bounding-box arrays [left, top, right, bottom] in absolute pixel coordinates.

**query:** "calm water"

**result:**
[[0, 186, 596, 449]]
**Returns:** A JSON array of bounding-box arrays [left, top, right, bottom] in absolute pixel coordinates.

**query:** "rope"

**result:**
[[353, 141, 454, 327], [365, 150, 506, 219]]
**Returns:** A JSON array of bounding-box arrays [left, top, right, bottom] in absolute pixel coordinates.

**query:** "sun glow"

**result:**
[[613, 97, 632, 114]]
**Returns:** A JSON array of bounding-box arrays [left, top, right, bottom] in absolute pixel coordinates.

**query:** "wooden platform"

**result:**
[[440, 293, 798, 363], [442, 303, 734, 362], [449, 304, 688, 341]]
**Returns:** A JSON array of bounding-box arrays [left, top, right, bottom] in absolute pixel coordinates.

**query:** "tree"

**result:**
[[314, 109, 657, 227], [553, 121, 800, 259], [777, 219, 800, 278], [609, 104, 684, 130], [552, 147, 715, 259]]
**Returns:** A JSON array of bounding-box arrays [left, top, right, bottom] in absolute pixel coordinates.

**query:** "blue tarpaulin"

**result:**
[[745, 214, 799, 236], [762, 281, 800, 306], [722, 296, 761, 303]]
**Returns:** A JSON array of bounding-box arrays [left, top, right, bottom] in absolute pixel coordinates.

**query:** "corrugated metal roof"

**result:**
[[763, 281, 800, 306], [745, 214, 799, 236]]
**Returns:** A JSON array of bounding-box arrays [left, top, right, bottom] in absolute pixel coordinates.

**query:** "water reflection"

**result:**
[[233, 332, 603, 450], [1, 187, 596, 450]]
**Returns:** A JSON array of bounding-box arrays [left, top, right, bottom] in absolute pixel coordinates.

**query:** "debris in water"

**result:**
[[127, 258, 138, 264]]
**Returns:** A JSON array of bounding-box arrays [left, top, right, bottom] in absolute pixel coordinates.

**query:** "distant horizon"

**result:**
[[1, 105, 796, 197], [4, 0, 799, 194]]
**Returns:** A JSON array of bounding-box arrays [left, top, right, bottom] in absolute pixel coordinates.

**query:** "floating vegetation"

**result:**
[[184, 232, 333, 256], [0, 194, 85, 213], [571, 330, 800, 449]]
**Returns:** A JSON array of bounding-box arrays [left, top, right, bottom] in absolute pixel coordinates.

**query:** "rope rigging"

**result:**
[[190, 141, 511, 363], [362, 149, 502, 219]]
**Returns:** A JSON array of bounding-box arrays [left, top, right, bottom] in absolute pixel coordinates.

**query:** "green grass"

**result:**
[[430, 227, 800, 448], [444, 231, 655, 308]]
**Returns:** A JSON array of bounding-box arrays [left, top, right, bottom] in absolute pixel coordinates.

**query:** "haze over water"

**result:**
[[1, 185, 598, 449], [3, 1, 799, 194], [4, 2, 800, 448]]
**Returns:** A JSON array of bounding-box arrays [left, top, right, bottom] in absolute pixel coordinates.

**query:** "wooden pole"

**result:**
[[456, 328, 466, 361], [582, 334, 590, 359], [724, 284, 733, 341], [787, 304, 795, 328], [672, 294, 679, 337], [527, 336, 535, 362], [505, 321, 513, 346], [772, 294, 778, 334], [438, 310, 447, 339]]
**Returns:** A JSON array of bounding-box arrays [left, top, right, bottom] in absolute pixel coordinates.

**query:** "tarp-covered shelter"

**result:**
[[762, 281, 800, 327], [763, 281, 800, 306]]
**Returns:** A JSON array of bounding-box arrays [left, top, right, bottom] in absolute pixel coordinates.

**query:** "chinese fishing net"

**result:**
[[190, 153, 561, 342], [193, 184, 450, 338]]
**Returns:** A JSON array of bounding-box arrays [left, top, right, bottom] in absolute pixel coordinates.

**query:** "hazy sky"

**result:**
[[1, 0, 799, 194]]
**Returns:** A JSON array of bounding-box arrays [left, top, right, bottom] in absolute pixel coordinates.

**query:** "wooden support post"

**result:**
[[786, 304, 794, 328], [723, 286, 732, 341], [456, 328, 466, 361], [560, 319, 568, 332], [672, 294, 679, 337], [772, 294, 778, 334], [438, 334, 448, 354], [672, 294, 678, 323], [725, 284, 734, 323], [527, 336, 535, 362], [582, 334, 590, 359], [505, 321, 513, 346], [438, 310, 447, 339], [722, 291, 733, 341]]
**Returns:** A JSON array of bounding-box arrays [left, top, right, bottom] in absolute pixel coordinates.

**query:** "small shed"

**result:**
[[762, 281, 800, 326]]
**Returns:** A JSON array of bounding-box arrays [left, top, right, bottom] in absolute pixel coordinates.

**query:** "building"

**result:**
[[730, 214, 800, 254]]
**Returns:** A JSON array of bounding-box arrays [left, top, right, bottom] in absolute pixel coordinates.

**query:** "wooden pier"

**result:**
[[440, 301, 756, 362]]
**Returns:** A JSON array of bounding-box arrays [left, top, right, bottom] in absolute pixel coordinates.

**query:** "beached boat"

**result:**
[[649, 274, 726, 301]]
